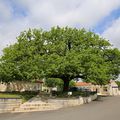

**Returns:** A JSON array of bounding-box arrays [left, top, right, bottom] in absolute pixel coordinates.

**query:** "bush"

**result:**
[[51, 90, 96, 98]]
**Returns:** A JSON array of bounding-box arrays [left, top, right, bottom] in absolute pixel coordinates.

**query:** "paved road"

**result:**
[[0, 96, 120, 120]]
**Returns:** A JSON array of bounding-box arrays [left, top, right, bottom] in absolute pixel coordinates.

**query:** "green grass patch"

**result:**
[[0, 93, 20, 99], [0, 91, 39, 102]]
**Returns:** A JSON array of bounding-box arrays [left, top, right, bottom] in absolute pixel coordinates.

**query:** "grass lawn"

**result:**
[[0, 91, 39, 102], [0, 93, 20, 99]]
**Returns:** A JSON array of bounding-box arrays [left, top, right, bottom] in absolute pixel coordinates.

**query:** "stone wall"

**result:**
[[0, 94, 97, 113], [0, 98, 22, 113], [48, 94, 97, 108]]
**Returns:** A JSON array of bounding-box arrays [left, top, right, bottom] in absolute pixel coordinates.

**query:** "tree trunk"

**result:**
[[63, 80, 70, 92]]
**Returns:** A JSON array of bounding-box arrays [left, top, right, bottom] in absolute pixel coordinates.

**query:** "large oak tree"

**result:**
[[0, 27, 120, 91]]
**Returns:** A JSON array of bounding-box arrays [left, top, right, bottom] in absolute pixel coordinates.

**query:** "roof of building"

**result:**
[[35, 80, 43, 83], [75, 82, 91, 86]]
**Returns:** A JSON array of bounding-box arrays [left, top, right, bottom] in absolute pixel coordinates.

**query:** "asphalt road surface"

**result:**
[[0, 96, 120, 120]]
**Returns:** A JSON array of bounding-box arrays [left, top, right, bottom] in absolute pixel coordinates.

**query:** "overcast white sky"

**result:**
[[0, 0, 120, 54]]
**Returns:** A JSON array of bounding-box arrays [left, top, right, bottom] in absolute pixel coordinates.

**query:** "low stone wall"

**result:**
[[48, 94, 97, 108], [13, 101, 60, 113], [0, 98, 22, 113], [0, 94, 97, 113]]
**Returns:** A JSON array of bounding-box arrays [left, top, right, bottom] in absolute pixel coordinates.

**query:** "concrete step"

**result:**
[[0, 101, 21, 113], [13, 101, 60, 113], [0, 108, 13, 113]]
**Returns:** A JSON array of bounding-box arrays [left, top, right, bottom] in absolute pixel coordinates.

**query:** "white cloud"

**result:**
[[0, 18, 30, 54], [16, 0, 120, 27], [0, 1, 12, 23], [102, 18, 120, 48], [1, 0, 120, 54]]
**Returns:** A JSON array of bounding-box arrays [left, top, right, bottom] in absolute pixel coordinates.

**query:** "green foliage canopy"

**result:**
[[0, 27, 120, 91]]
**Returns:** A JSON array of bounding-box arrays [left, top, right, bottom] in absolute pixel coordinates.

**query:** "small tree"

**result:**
[[45, 78, 63, 91], [69, 80, 76, 88]]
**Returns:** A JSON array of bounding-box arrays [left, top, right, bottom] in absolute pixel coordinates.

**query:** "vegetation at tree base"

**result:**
[[0, 26, 120, 91]]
